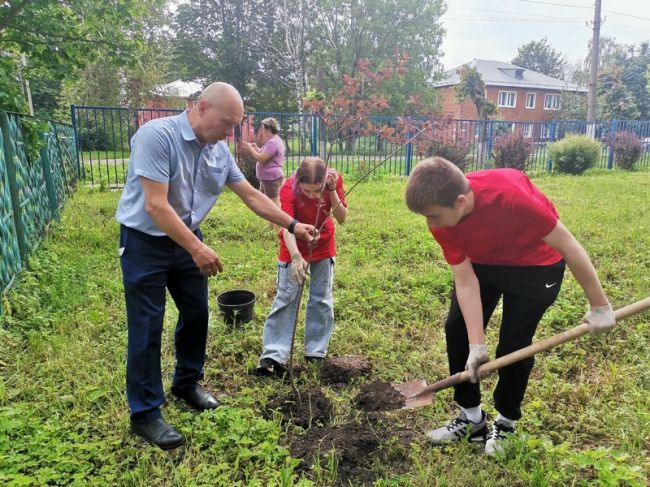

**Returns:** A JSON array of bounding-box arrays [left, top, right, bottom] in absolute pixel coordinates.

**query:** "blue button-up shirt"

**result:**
[[116, 111, 245, 236]]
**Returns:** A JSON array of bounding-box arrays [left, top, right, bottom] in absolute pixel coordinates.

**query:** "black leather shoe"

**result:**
[[172, 385, 220, 411], [131, 418, 185, 450]]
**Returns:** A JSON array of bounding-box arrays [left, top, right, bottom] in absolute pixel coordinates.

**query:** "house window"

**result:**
[[544, 93, 561, 110], [523, 123, 534, 138], [497, 91, 517, 108], [526, 93, 536, 109]]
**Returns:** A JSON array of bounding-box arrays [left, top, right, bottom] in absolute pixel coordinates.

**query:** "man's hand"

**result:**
[[584, 303, 616, 335], [465, 344, 489, 383], [293, 223, 319, 244], [290, 253, 308, 285], [191, 243, 223, 277]]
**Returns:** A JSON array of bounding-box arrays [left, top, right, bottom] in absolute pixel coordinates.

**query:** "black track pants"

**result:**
[[445, 260, 565, 420]]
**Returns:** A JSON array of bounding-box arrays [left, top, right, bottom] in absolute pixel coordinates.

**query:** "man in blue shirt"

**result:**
[[116, 82, 316, 449]]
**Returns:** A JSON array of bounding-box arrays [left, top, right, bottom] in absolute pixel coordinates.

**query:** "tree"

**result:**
[[253, 0, 313, 112], [594, 41, 650, 120], [559, 92, 588, 120], [454, 65, 496, 120], [598, 66, 641, 120], [310, 0, 445, 113], [571, 37, 650, 121], [454, 65, 495, 162], [0, 0, 161, 116], [511, 38, 566, 79], [171, 0, 444, 114], [172, 0, 292, 108], [122, 3, 176, 110]]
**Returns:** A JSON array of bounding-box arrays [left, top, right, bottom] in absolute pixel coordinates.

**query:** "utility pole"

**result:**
[[587, 0, 602, 123]]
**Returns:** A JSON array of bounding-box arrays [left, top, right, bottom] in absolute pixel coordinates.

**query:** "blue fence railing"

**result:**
[[70, 105, 650, 187]]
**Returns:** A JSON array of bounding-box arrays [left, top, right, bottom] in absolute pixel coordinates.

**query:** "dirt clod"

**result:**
[[265, 388, 332, 428], [354, 380, 406, 412], [320, 355, 372, 385]]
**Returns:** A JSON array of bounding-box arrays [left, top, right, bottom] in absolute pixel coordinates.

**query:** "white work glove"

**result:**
[[465, 344, 489, 383], [584, 303, 616, 336], [290, 253, 308, 285]]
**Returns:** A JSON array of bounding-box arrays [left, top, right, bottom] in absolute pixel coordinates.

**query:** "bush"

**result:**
[[548, 134, 602, 174], [78, 123, 116, 151], [608, 131, 644, 170], [235, 150, 259, 187], [426, 134, 470, 171], [492, 130, 533, 171], [235, 123, 260, 187]]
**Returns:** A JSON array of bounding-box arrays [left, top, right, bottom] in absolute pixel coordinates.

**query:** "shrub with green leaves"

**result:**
[[548, 134, 602, 174], [426, 134, 471, 171], [235, 123, 260, 187], [492, 130, 533, 171], [608, 131, 644, 171]]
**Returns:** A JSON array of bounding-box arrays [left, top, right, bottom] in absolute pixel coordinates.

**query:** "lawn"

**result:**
[[1, 170, 649, 486]]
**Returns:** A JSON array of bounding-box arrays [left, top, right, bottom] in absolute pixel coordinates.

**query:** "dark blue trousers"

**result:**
[[119, 225, 209, 424]]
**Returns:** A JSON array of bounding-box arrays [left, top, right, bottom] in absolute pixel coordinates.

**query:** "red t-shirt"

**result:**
[[278, 175, 347, 262], [431, 169, 562, 266]]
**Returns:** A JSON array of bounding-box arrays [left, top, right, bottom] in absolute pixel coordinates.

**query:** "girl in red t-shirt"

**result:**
[[256, 157, 348, 375]]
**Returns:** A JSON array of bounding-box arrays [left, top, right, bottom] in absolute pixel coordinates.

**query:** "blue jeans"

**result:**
[[260, 257, 335, 364], [119, 225, 209, 424]]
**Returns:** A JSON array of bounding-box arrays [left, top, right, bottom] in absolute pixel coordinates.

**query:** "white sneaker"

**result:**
[[427, 410, 489, 444], [485, 419, 516, 457]]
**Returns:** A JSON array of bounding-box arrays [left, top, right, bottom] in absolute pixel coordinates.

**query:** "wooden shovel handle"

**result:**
[[415, 297, 650, 398]]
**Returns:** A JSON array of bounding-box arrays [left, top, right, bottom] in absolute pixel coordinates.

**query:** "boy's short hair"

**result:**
[[405, 157, 470, 212]]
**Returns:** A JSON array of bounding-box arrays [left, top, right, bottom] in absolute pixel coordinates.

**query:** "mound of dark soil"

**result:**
[[287, 416, 415, 485], [320, 355, 372, 385], [265, 388, 332, 428], [354, 381, 406, 412]]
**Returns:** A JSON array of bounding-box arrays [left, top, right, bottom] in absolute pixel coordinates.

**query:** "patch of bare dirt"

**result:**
[[320, 355, 372, 385], [286, 415, 415, 486], [354, 380, 406, 412], [265, 388, 332, 428]]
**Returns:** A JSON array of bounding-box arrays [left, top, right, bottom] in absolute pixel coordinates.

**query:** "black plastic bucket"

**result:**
[[216, 290, 256, 328]]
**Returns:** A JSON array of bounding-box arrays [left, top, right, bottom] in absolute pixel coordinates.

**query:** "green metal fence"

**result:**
[[0, 111, 79, 316]]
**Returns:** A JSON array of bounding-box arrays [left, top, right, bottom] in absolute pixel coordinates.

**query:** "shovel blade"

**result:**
[[391, 380, 435, 409]]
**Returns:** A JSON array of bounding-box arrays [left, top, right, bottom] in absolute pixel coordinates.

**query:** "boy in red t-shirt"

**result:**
[[256, 157, 348, 375], [405, 157, 615, 456]]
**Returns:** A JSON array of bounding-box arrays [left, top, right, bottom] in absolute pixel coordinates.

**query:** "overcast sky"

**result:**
[[441, 0, 650, 70]]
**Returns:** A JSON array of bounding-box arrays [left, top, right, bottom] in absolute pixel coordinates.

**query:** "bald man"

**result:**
[[116, 82, 316, 449]]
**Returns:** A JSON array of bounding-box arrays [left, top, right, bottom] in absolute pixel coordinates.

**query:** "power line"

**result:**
[[519, 0, 592, 9], [519, 0, 650, 22], [445, 17, 584, 24], [604, 10, 650, 22], [453, 6, 584, 21]]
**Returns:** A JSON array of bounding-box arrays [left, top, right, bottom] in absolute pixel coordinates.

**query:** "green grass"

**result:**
[[1, 170, 649, 486], [80, 149, 130, 162]]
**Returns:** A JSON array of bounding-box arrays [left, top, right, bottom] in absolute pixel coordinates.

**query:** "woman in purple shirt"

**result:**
[[242, 117, 285, 208]]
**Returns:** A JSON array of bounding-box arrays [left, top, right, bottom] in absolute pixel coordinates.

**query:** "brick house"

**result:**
[[139, 80, 203, 124], [434, 59, 587, 123]]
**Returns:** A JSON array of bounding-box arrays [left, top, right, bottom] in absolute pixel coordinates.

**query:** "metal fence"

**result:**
[[0, 111, 79, 316], [71, 105, 650, 187]]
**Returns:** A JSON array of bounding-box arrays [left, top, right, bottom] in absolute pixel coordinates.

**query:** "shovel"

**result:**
[[392, 297, 650, 409]]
